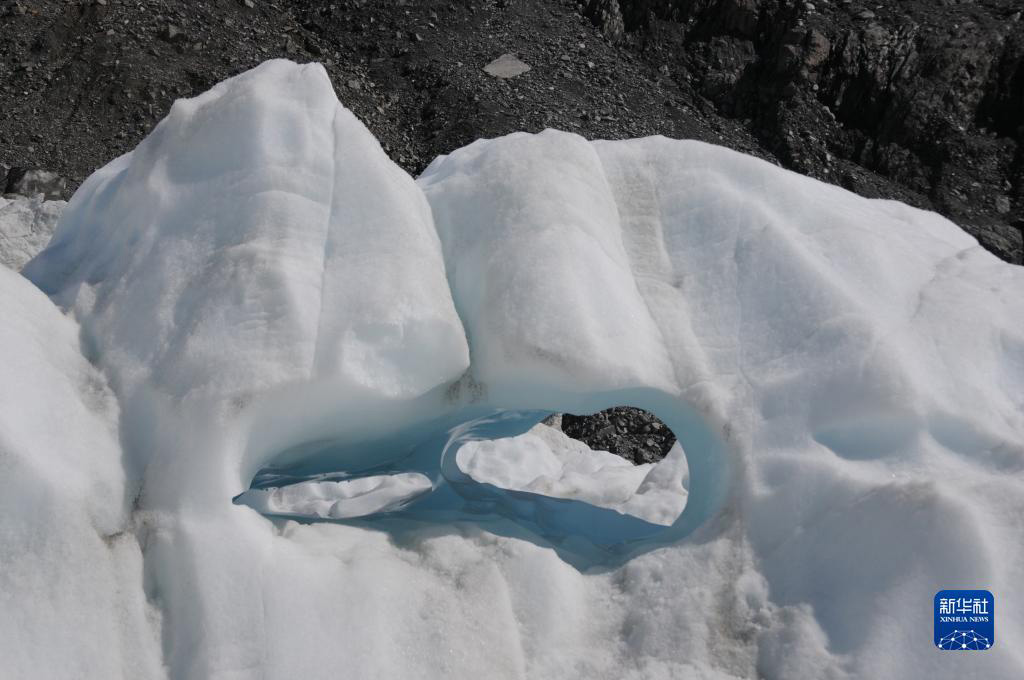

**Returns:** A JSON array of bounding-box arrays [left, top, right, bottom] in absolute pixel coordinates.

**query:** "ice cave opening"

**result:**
[[235, 399, 730, 570]]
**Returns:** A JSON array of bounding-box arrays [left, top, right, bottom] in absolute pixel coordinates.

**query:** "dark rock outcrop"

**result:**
[[585, 0, 1024, 262], [562, 407, 677, 465], [3, 167, 67, 199], [582, 0, 627, 42]]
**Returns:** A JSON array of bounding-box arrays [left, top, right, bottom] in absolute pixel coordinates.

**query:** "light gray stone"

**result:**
[[483, 54, 531, 79]]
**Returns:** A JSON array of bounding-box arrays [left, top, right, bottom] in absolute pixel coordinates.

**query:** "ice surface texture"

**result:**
[[0, 194, 65, 270], [0, 266, 161, 679], [8, 60, 1024, 679], [455, 423, 689, 526]]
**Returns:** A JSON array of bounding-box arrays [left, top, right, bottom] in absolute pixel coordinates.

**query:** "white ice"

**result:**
[[235, 472, 433, 520], [457, 423, 688, 525], [5, 59, 1023, 680], [0, 266, 161, 679], [0, 193, 64, 270]]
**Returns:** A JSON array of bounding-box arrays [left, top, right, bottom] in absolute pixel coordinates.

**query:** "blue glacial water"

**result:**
[[238, 394, 730, 571]]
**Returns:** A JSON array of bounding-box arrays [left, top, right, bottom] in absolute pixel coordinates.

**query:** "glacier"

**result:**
[[1, 59, 1022, 679]]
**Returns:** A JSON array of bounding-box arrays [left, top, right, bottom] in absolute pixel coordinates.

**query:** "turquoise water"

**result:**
[[238, 397, 730, 570]]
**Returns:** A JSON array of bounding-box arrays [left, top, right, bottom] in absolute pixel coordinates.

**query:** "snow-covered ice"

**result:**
[[456, 423, 689, 525], [0, 265, 161, 679], [235, 472, 433, 520], [4, 59, 1023, 679]]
